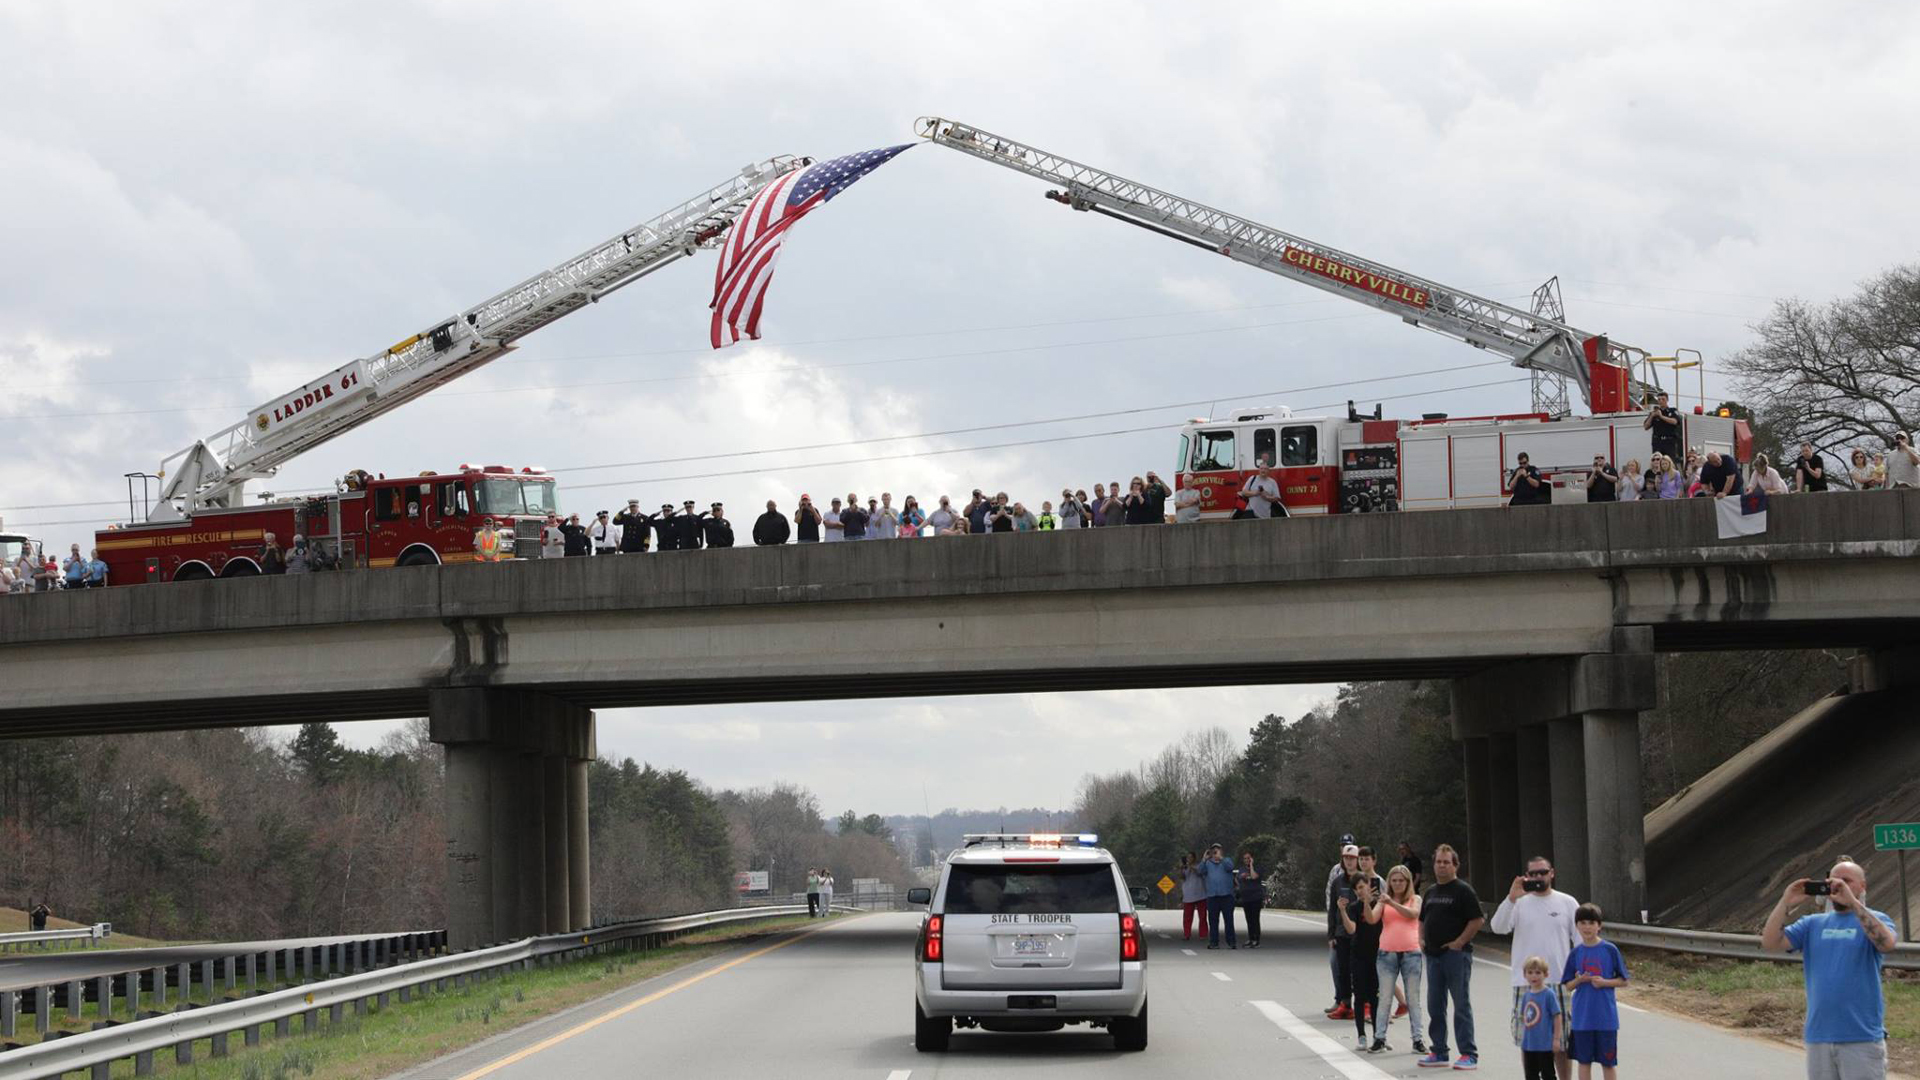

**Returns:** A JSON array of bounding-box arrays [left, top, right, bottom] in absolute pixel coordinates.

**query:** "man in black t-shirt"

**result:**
[[1418, 844, 1484, 1067], [1643, 392, 1682, 460], [1793, 442, 1829, 492], [1585, 455, 1619, 502], [1507, 453, 1548, 507], [1695, 452, 1738, 498]]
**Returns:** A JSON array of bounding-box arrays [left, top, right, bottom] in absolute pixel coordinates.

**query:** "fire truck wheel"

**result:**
[[397, 549, 440, 569], [172, 564, 213, 582]]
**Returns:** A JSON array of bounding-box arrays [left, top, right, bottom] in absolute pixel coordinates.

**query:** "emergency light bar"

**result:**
[[961, 833, 1099, 848]]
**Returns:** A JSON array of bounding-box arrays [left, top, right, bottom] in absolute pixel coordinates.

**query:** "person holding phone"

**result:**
[[1887, 432, 1920, 489], [1762, 858, 1897, 1079], [1491, 856, 1580, 1078], [1508, 453, 1548, 507]]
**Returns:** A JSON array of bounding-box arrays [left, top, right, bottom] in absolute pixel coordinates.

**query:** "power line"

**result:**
[[0, 360, 1518, 512], [0, 377, 1536, 529]]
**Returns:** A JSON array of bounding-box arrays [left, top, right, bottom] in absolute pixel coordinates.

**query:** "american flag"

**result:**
[[710, 144, 915, 349]]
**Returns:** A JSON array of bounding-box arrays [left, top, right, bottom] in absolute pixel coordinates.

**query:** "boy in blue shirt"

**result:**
[[1518, 955, 1563, 1080], [1561, 903, 1627, 1080]]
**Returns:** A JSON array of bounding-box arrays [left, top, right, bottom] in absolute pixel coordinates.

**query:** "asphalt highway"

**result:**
[[0, 931, 429, 992], [400, 910, 1810, 1079]]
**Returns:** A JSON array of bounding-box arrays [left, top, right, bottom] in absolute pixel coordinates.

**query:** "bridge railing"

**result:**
[[0, 924, 111, 952], [0, 904, 837, 1079], [1602, 921, 1920, 970]]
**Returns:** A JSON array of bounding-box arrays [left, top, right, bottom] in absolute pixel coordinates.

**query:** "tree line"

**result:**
[[0, 721, 913, 940]]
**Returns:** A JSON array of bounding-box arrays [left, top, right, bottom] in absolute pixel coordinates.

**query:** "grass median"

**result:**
[[56, 912, 836, 1080], [1618, 947, 1919, 1075]]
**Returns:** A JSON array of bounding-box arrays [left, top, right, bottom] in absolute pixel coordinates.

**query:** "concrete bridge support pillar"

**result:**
[[1546, 717, 1590, 902], [1514, 725, 1553, 866], [1461, 737, 1494, 898], [1453, 632, 1656, 919], [431, 689, 596, 951]]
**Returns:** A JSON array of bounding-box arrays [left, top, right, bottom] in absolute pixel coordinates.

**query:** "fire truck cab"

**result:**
[[1177, 407, 1348, 517], [95, 466, 557, 585]]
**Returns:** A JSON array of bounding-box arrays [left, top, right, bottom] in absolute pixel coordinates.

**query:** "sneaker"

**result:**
[[1207, 944, 1219, 950], [1228, 944, 1238, 950], [1328, 1005, 1354, 1020], [1356, 1035, 1370, 1052], [1417, 1052, 1451, 1068], [1394, 1002, 1408, 1018], [1369, 1039, 1389, 1054], [1412, 1040, 1429, 1055], [1324, 1004, 1342, 1017], [1452, 1054, 1478, 1071]]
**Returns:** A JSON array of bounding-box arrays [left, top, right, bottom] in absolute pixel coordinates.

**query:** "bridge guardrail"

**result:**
[[1601, 921, 1920, 970], [0, 925, 110, 952], [0, 904, 840, 1080]]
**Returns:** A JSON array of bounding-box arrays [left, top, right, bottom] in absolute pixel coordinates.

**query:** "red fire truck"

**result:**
[[919, 118, 1749, 515], [94, 154, 808, 584]]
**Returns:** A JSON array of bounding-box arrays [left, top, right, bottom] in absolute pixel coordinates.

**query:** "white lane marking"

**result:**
[[1180, 948, 1196, 956], [886, 1072, 911, 1080], [1211, 971, 1232, 982], [1250, 1000, 1392, 1080]]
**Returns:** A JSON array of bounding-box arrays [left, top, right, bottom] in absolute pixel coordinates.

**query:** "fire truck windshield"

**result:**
[[476, 478, 558, 517]]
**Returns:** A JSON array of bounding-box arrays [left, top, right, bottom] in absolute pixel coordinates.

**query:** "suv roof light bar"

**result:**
[[960, 833, 1099, 848]]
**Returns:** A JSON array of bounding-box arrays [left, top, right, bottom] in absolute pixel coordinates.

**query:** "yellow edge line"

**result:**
[[453, 917, 850, 1080]]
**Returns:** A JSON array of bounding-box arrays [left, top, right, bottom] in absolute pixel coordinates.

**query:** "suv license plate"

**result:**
[[1013, 935, 1051, 955], [1008, 995, 1057, 1010]]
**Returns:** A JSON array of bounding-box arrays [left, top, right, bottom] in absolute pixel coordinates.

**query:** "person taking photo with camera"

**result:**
[[1762, 858, 1897, 1080], [1491, 856, 1581, 1080]]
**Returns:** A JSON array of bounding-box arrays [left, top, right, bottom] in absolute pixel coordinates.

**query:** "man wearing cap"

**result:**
[[588, 510, 616, 556], [1199, 843, 1239, 950], [1327, 838, 1362, 1019], [793, 495, 821, 543], [822, 497, 844, 542], [755, 500, 791, 546], [613, 500, 651, 554], [653, 504, 680, 552], [670, 500, 706, 551], [702, 502, 735, 548]]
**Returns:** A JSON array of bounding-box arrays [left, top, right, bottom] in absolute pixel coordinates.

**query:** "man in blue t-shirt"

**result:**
[[1198, 843, 1238, 950], [1762, 859, 1897, 1080]]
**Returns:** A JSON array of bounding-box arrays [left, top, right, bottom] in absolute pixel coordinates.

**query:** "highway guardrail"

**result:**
[[0, 926, 111, 953], [1602, 920, 1920, 970], [0, 904, 839, 1079]]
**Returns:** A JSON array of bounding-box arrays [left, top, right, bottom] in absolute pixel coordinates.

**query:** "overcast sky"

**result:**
[[4, 3, 1916, 815]]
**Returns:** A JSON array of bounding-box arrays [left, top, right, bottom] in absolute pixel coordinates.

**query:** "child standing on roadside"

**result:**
[[1518, 955, 1563, 1080], [1561, 903, 1628, 1080]]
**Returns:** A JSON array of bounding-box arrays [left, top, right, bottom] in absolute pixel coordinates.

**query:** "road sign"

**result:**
[[1157, 875, 1176, 895], [1873, 823, 1920, 851], [1873, 824, 1918, 945]]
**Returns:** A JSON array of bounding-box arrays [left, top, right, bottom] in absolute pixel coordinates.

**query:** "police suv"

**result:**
[[908, 833, 1147, 1052]]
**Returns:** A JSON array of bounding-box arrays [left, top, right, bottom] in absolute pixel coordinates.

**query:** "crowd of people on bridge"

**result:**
[[524, 474, 1184, 556], [1526, 394, 1920, 508], [1166, 836, 1899, 1078]]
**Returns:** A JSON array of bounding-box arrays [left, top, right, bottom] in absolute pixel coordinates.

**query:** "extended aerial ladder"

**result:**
[[149, 155, 810, 522], [915, 117, 1658, 418]]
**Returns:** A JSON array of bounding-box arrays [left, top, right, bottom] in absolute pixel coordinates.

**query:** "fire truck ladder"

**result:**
[[150, 155, 810, 522], [915, 116, 1657, 417]]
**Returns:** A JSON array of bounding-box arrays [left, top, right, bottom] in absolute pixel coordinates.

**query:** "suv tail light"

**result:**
[[1120, 914, 1142, 961], [923, 915, 943, 962]]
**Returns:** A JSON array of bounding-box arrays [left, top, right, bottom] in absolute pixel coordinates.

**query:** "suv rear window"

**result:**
[[944, 864, 1120, 915]]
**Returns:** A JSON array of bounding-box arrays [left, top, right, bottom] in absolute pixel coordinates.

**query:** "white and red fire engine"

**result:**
[[919, 118, 1752, 516], [95, 155, 808, 585]]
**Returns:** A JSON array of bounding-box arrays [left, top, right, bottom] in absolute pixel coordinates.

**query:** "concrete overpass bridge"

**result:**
[[3, 491, 1915, 946]]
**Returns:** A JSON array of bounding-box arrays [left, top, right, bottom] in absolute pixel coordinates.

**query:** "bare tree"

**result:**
[[1727, 265, 1920, 472]]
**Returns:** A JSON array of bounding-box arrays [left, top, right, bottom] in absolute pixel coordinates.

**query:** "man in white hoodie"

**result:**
[[1490, 855, 1581, 1079]]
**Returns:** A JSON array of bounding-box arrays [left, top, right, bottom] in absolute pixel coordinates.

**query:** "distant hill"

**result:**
[[885, 808, 1085, 866]]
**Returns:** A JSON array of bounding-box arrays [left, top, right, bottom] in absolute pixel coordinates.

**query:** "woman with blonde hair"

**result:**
[[1618, 460, 1642, 502], [1747, 452, 1789, 495], [1371, 863, 1426, 1056]]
